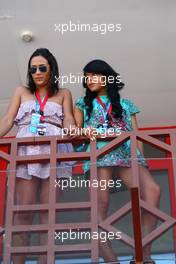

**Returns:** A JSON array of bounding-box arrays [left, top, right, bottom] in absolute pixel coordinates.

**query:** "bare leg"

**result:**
[[38, 178, 63, 264], [116, 165, 161, 259], [12, 177, 39, 264], [38, 178, 49, 264], [90, 167, 117, 262], [138, 166, 160, 258]]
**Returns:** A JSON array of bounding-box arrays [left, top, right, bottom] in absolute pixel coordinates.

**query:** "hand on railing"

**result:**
[[63, 125, 97, 141], [62, 125, 81, 140], [83, 126, 97, 141], [83, 126, 122, 141], [0, 226, 4, 235]]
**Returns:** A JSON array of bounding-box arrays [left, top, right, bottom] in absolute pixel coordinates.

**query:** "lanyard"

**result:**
[[96, 96, 112, 118], [35, 91, 49, 121]]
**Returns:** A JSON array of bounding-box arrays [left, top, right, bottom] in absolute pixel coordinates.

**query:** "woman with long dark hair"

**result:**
[[74, 59, 160, 263], [0, 48, 76, 264]]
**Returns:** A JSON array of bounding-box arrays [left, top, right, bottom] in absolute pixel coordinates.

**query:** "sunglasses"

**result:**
[[29, 65, 48, 74]]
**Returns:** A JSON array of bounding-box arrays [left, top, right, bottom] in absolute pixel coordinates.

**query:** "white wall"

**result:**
[[0, 0, 176, 128]]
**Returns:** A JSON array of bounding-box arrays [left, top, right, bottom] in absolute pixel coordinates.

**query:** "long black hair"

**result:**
[[83, 59, 124, 120], [27, 48, 59, 97]]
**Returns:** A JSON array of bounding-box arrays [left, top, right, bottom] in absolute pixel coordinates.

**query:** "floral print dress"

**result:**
[[75, 95, 147, 173]]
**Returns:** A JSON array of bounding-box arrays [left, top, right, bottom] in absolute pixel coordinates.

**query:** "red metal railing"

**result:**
[[0, 128, 176, 263]]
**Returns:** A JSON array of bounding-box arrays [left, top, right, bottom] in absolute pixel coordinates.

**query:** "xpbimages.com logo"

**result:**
[[55, 177, 122, 191], [54, 73, 121, 86], [55, 229, 122, 243], [54, 20, 122, 35], [58, 125, 122, 139]]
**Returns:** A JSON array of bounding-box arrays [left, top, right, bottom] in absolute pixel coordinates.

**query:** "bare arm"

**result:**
[[0, 86, 21, 137], [74, 105, 96, 141], [131, 114, 144, 156], [62, 89, 76, 130], [74, 107, 84, 128]]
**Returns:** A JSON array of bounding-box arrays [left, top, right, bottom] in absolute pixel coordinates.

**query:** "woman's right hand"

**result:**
[[83, 126, 97, 141]]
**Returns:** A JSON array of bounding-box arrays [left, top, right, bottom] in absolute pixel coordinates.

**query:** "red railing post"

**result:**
[[131, 188, 143, 264], [0, 146, 8, 257]]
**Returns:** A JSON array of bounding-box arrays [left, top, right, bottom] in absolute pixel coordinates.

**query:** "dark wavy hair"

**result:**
[[83, 59, 124, 120], [27, 48, 59, 97]]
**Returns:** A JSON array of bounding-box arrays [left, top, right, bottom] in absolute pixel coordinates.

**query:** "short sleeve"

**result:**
[[121, 98, 140, 115], [75, 97, 85, 112]]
